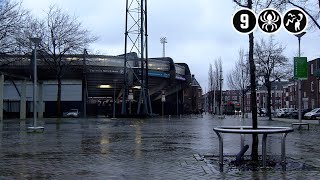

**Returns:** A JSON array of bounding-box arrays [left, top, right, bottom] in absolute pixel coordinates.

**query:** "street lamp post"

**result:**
[[27, 37, 44, 133], [295, 32, 306, 127], [176, 86, 179, 117]]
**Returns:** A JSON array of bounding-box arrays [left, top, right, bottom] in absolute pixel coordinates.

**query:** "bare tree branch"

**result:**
[[288, 0, 320, 30], [17, 5, 97, 117], [0, 0, 28, 53], [233, 0, 248, 8]]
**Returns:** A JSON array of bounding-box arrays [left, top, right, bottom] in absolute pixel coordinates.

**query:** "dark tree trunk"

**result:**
[[242, 90, 245, 119], [249, 30, 259, 161], [266, 80, 272, 120], [57, 76, 62, 118]]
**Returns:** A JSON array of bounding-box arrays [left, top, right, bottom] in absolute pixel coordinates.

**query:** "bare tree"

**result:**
[[232, 0, 287, 162], [42, 6, 97, 117], [208, 63, 214, 113], [214, 58, 223, 115], [20, 5, 97, 117], [227, 49, 250, 118], [255, 37, 290, 120], [0, 0, 29, 68], [0, 0, 28, 54]]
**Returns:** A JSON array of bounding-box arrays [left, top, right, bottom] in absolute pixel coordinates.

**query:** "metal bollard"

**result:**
[[168, 115, 171, 119]]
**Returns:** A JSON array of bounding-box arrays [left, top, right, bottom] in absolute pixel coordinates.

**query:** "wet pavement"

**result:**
[[0, 114, 320, 179]]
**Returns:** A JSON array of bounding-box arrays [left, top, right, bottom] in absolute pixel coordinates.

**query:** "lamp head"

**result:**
[[30, 37, 42, 44], [295, 32, 306, 38]]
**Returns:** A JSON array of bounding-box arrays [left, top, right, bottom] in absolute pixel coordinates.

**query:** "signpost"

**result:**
[[294, 57, 308, 80], [294, 56, 307, 129], [128, 89, 133, 114]]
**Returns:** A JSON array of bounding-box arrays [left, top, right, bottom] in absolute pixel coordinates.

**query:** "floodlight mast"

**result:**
[[123, 0, 152, 116], [160, 37, 167, 57]]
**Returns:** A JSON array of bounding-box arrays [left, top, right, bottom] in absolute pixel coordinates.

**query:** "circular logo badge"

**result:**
[[258, 8, 281, 34], [232, 8, 257, 34], [283, 8, 308, 34]]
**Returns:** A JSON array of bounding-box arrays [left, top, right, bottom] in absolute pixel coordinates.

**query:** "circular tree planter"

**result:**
[[213, 126, 294, 171]]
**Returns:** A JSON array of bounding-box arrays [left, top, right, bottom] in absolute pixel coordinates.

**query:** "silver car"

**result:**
[[276, 108, 287, 118], [64, 109, 79, 118], [304, 108, 320, 120]]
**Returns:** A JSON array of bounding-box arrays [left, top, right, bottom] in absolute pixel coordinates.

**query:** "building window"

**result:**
[[311, 64, 314, 75], [304, 92, 306, 97], [311, 81, 314, 92]]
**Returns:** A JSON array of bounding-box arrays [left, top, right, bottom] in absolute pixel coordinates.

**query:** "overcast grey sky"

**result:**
[[22, 0, 320, 91]]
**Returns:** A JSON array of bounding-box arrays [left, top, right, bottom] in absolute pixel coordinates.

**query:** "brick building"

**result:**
[[203, 58, 320, 113], [245, 81, 289, 112], [244, 58, 320, 112], [302, 58, 320, 109]]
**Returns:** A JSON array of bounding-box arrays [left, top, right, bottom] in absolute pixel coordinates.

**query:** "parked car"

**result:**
[[304, 108, 320, 120], [275, 108, 294, 118], [286, 108, 296, 118], [63, 109, 80, 118], [276, 108, 287, 118], [258, 108, 267, 116], [291, 109, 312, 119]]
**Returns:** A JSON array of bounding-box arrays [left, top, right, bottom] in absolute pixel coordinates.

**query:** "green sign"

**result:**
[[294, 57, 308, 80]]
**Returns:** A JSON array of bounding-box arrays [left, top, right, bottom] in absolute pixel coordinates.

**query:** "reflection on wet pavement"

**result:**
[[0, 115, 320, 179]]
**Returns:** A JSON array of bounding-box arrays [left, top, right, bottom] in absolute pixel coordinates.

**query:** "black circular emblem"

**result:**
[[232, 8, 257, 34], [258, 8, 281, 34], [283, 8, 308, 34]]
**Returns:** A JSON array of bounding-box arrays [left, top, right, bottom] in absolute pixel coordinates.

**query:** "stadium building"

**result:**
[[0, 53, 202, 119]]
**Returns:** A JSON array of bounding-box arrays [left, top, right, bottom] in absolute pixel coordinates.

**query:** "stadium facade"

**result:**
[[0, 53, 202, 119]]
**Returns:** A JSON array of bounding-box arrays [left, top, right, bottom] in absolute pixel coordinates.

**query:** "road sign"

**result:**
[[294, 57, 307, 80], [161, 90, 166, 102], [128, 89, 134, 100]]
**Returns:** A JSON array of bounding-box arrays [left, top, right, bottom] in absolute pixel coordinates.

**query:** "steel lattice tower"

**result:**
[[122, 0, 152, 116]]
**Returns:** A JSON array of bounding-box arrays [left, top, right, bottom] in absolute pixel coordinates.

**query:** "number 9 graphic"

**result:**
[[240, 14, 249, 29], [232, 8, 257, 34]]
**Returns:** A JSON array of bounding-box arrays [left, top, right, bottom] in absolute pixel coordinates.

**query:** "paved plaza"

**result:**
[[1, 114, 320, 179]]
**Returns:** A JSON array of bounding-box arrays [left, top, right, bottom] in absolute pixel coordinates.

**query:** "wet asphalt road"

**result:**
[[0, 114, 320, 179]]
